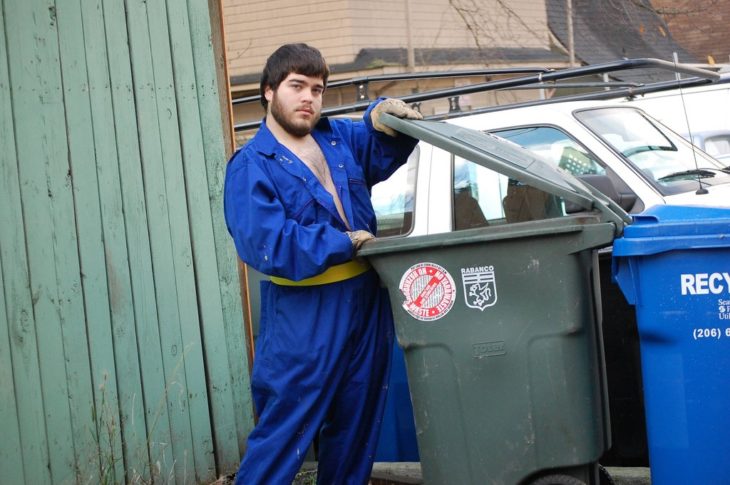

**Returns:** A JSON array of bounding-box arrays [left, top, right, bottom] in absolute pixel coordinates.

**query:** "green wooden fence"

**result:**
[[0, 0, 253, 483]]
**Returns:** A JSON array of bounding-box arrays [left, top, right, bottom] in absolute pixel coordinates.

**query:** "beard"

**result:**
[[269, 93, 320, 137]]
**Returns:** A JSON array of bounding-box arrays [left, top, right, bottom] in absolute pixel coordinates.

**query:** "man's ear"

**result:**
[[264, 85, 274, 104]]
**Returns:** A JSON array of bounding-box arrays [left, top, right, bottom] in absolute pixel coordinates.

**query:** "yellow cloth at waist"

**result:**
[[269, 259, 371, 286]]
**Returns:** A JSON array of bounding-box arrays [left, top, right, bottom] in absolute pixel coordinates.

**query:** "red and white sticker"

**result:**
[[399, 262, 456, 321]]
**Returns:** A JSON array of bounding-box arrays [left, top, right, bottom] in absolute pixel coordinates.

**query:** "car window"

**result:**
[[452, 155, 564, 229], [703, 135, 730, 160], [371, 146, 419, 237], [488, 126, 606, 177]]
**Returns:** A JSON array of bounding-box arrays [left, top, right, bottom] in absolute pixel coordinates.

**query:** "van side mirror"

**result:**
[[565, 174, 638, 213]]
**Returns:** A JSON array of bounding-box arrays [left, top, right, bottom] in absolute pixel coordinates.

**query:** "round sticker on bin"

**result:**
[[399, 262, 456, 321]]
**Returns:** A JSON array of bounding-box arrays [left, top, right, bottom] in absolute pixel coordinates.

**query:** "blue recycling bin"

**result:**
[[612, 205, 730, 485]]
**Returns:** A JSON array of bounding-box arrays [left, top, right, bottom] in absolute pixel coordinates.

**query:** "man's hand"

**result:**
[[347, 230, 375, 250], [371, 98, 423, 137]]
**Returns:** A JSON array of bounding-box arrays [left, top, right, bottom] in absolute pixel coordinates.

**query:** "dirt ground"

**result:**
[[209, 469, 317, 484]]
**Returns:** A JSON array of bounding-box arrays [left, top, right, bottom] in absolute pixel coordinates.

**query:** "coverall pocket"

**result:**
[[348, 176, 374, 228], [289, 194, 319, 225]]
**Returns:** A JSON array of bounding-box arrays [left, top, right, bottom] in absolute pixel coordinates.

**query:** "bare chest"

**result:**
[[287, 136, 351, 228], [292, 139, 332, 187]]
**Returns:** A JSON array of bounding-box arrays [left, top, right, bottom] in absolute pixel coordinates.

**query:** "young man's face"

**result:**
[[265, 72, 324, 137]]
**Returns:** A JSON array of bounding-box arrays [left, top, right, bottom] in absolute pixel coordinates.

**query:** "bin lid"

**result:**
[[381, 113, 630, 233], [613, 204, 730, 256]]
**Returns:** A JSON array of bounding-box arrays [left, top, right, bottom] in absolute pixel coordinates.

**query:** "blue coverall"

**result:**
[[224, 100, 418, 484]]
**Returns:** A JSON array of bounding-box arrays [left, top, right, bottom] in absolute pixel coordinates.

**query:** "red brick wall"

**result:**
[[651, 0, 730, 64]]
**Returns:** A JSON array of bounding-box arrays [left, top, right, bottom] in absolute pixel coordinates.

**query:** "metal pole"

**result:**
[[567, 0, 575, 67], [405, 0, 415, 71]]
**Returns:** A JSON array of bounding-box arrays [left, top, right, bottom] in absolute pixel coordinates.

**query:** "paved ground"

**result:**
[[211, 462, 651, 484], [369, 463, 651, 485]]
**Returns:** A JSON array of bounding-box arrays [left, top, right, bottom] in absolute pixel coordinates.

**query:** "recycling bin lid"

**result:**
[[613, 204, 730, 256], [380, 113, 630, 233]]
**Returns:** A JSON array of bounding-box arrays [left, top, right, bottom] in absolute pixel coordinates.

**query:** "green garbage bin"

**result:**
[[359, 116, 630, 485]]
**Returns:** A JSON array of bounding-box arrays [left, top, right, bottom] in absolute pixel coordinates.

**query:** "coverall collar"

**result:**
[[251, 117, 335, 157], [251, 118, 352, 230]]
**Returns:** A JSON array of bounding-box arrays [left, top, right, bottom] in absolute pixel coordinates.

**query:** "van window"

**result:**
[[703, 134, 730, 160], [371, 146, 419, 237], [452, 156, 564, 229], [575, 107, 730, 195], [489, 126, 605, 176]]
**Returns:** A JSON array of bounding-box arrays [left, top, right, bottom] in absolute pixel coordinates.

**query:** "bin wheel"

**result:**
[[528, 474, 586, 485], [598, 464, 615, 485]]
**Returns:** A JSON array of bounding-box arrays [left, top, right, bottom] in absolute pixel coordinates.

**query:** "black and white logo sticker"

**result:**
[[461, 265, 497, 311]]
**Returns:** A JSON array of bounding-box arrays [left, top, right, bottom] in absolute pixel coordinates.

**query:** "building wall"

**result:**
[[223, 0, 561, 142], [223, 0, 552, 82], [347, 0, 550, 52], [224, 0, 357, 76], [651, 0, 730, 64]]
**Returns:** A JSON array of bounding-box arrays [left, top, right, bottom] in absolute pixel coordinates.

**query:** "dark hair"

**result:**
[[259, 43, 330, 109]]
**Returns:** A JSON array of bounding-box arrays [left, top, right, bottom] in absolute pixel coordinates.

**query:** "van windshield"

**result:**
[[575, 107, 730, 195]]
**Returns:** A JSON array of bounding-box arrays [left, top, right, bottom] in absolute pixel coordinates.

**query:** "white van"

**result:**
[[373, 97, 730, 238], [621, 72, 730, 134], [620, 74, 730, 162]]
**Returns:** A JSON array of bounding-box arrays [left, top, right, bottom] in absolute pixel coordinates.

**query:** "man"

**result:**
[[224, 43, 421, 484]]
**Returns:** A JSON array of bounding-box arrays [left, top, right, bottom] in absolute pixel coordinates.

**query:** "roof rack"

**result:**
[[231, 67, 553, 106], [233, 58, 722, 132], [431, 75, 728, 121]]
